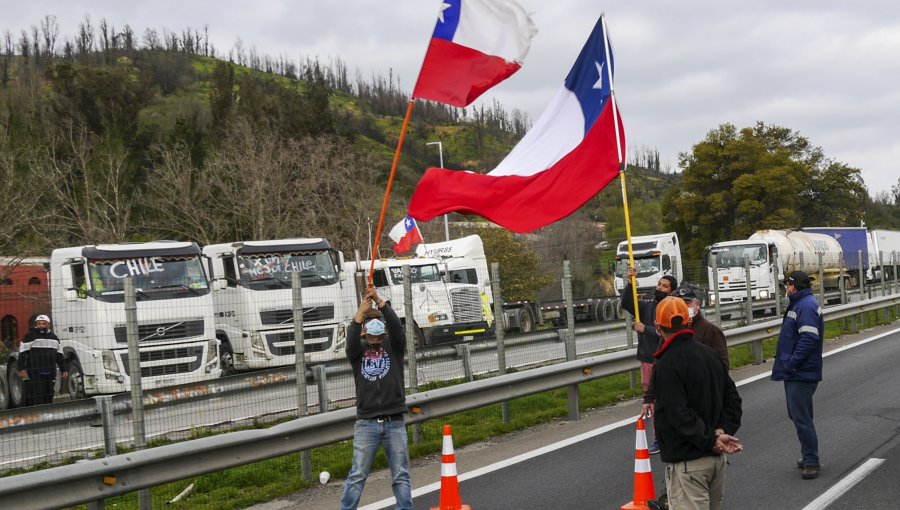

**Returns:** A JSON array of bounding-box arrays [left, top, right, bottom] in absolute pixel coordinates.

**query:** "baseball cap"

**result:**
[[365, 318, 386, 336], [656, 297, 690, 329], [675, 284, 701, 301], [785, 271, 811, 290], [35, 314, 51, 323]]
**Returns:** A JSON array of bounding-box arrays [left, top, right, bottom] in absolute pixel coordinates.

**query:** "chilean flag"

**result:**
[[389, 215, 424, 254], [413, 0, 537, 107], [409, 17, 625, 233]]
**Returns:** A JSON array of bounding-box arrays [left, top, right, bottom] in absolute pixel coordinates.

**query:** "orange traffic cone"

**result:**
[[431, 425, 473, 510], [621, 417, 656, 510]]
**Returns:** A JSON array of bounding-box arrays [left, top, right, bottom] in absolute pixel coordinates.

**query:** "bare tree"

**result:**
[[39, 15, 59, 57]]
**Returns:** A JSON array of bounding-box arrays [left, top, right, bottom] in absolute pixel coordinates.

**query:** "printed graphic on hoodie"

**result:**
[[362, 347, 391, 382]]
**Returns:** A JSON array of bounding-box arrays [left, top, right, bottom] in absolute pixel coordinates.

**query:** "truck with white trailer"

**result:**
[[203, 238, 346, 372]]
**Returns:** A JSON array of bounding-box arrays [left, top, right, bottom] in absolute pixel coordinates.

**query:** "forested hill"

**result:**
[[0, 19, 678, 257]]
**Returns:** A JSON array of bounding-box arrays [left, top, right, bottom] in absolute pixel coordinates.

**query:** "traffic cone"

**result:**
[[431, 425, 472, 510], [621, 417, 656, 510]]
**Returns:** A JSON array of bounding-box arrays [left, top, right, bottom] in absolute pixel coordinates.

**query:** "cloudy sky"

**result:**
[[4, 1, 899, 197]]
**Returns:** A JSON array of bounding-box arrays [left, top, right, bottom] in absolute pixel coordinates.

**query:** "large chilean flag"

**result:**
[[413, 0, 537, 107], [409, 17, 625, 233]]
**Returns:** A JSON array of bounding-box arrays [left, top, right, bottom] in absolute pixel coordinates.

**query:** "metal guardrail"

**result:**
[[0, 293, 897, 509]]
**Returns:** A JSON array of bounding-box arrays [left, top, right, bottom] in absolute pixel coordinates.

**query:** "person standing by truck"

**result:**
[[622, 266, 677, 454], [17, 315, 68, 406], [341, 286, 411, 510]]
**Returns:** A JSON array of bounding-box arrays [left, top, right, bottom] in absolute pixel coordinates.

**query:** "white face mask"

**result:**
[[688, 307, 696, 319]]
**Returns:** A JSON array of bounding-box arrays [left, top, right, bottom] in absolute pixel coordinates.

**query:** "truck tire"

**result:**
[[602, 300, 615, 322], [415, 326, 427, 347], [66, 357, 86, 400], [517, 308, 534, 333], [219, 337, 236, 376], [0, 365, 9, 410], [7, 359, 24, 408], [593, 302, 604, 322]]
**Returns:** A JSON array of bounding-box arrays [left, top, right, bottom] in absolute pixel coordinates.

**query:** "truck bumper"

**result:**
[[427, 321, 490, 344]]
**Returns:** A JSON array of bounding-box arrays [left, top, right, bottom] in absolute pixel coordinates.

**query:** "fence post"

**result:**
[[402, 265, 422, 444], [839, 254, 848, 331], [817, 252, 825, 305], [743, 254, 753, 325], [87, 395, 118, 510], [711, 253, 722, 325], [313, 365, 328, 414], [124, 277, 150, 510], [290, 271, 312, 482], [491, 262, 510, 424], [878, 251, 889, 322], [562, 260, 578, 421], [774, 251, 783, 318], [859, 251, 866, 329], [624, 314, 637, 390], [455, 344, 474, 382]]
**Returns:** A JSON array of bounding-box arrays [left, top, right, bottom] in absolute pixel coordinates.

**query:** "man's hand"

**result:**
[[364, 285, 385, 308], [633, 323, 646, 334], [640, 402, 654, 419], [62, 371, 69, 380], [627, 267, 637, 279], [354, 295, 373, 323], [713, 433, 743, 455], [17, 369, 27, 381]]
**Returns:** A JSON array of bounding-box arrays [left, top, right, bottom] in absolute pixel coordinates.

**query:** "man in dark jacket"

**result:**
[[620, 266, 677, 392], [771, 271, 824, 480], [676, 284, 729, 368], [341, 286, 411, 510], [17, 315, 68, 406], [652, 297, 743, 510]]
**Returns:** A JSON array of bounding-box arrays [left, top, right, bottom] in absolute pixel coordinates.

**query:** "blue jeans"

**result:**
[[784, 381, 819, 467], [340, 418, 411, 510]]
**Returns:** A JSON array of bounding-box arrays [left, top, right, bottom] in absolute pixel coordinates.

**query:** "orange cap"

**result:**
[[656, 296, 690, 329]]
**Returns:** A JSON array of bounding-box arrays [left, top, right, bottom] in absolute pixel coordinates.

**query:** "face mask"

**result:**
[[654, 290, 668, 302], [688, 307, 696, 319]]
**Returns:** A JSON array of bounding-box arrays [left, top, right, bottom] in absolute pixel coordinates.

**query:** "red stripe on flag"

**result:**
[[413, 37, 521, 108]]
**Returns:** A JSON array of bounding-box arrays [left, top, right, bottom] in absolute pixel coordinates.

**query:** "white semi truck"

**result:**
[[614, 233, 683, 296], [706, 229, 843, 304], [203, 238, 346, 372], [44, 241, 221, 399], [344, 256, 488, 346]]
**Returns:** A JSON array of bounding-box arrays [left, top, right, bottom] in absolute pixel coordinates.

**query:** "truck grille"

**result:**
[[450, 288, 483, 323], [265, 328, 333, 355], [114, 320, 205, 344], [121, 345, 204, 377], [259, 305, 335, 325]]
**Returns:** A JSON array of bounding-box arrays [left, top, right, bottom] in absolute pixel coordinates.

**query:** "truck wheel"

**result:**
[[602, 300, 615, 322], [517, 309, 534, 333], [219, 340, 236, 376], [414, 326, 427, 347], [7, 359, 24, 408], [0, 365, 9, 410], [67, 358, 86, 400]]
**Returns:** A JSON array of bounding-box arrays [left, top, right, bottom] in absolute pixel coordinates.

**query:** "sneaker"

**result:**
[[797, 459, 804, 469], [802, 465, 820, 480], [648, 440, 660, 455]]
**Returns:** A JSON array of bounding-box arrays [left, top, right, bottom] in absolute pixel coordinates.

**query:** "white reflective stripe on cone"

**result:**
[[635, 430, 648, 450], [442, 435, 455, 455], [634, 458, 652, 474], [441, 463, 458, 477]]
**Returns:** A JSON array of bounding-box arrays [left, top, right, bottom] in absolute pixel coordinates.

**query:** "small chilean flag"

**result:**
[[413, 0, 537, 107], [389, 215, 424, 254]]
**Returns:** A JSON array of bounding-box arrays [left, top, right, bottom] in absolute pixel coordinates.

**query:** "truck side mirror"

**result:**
[[211, 279, 225, 291], [64, 289, 78, 301]]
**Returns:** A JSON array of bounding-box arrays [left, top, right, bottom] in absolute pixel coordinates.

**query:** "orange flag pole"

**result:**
[[367, 98, 416, 285]]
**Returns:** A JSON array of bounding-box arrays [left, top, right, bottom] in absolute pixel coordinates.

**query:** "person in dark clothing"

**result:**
[[771, 271, 824, 480], [676, 284, 729, 368], [17, 315, 68, 406], [652, 297, 743, 510], [341, 286, 411, 510]]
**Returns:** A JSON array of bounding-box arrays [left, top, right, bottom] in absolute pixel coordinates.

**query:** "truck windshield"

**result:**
[[388, 264, 442, 285], [615, 256, 661, 278], [709, 245, 767, 268], [88, 255, 210, 301], [236, 251, 337, 290]]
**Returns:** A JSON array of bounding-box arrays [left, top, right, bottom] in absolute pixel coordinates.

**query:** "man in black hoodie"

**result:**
[[340, 286, 410, 510], [17, 315, 68, 406], [652, 297, 742, 510]]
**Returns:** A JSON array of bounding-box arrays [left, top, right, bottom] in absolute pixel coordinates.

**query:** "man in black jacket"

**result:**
[[652, 297, 742, 510], [340, 286, 411, 510], [17, 315, 68, 406]]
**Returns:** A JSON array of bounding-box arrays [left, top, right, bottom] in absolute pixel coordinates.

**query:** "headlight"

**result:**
[[207, 340, 218, 363], [337, 322, 347, 343], [709, 294, 717, 304], [758, 290, 769, 299], [427, 312, 449, 323], [102, 350, 119, 372], [250, 331, 265, 351]]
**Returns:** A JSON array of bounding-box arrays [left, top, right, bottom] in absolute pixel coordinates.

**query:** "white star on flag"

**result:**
[[437, 2, 452, 24], [593, 61, 605, 90]]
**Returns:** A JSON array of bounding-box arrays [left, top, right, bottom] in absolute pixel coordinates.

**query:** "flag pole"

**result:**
[[368, 98, 415, 284], [600, 14, 640, 323]]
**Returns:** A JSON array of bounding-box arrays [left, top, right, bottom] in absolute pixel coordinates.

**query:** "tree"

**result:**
[[801, 161, 867, 226], [480, 228, 552, 302]]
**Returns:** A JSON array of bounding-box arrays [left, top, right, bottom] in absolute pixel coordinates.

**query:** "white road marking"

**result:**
[[360, 325, 900, 509], [801, 458, 885, 510]]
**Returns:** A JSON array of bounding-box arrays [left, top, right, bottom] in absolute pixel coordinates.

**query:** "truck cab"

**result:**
[[50, 241, 220, 399], [203, 238, 346, 372], [614, 233, 683, 296], [706, 240, 777, 304]]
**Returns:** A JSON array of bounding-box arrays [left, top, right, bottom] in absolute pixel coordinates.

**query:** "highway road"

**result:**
[[338, 324, 900, 510]]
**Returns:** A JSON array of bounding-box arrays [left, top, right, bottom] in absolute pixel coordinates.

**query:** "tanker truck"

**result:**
[[706, 229, 845, 305]]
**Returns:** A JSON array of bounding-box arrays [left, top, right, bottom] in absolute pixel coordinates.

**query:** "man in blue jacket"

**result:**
[[771, 271, 824, 480]]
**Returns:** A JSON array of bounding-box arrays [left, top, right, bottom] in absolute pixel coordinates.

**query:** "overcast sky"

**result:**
[[4, 1, 899, 197]]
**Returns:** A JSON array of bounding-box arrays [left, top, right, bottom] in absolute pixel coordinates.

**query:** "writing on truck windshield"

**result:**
[[615, 256, 661, 278], [388, 264, 442, 285], [87, 256, 209, 301], [710, 245, 767, 268], [237, 251, 337, 290]]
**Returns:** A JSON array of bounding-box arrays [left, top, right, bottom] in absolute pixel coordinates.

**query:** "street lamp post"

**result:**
[[426, 141, 450, 241]]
